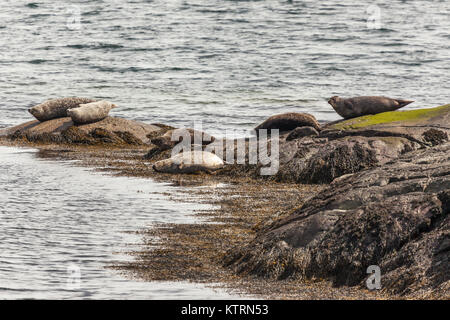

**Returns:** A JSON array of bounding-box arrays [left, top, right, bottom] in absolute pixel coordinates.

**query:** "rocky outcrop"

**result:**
[[224, 142, 450, 297], [1, 102, 449, 298], [220, 105, 450, 297], [0, 116, 161, 145], [220, 105, 450, 184]]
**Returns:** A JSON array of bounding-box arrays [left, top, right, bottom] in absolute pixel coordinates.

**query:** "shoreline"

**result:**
[[0, 140, 397, 299], [1, 104, 449, 299]]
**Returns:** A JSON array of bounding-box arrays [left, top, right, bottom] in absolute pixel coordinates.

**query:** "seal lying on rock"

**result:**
[[28, 97, 96, 122], [151, 128, 215, 151], [255, 113, 321, 133], [286, 126, 319, 141], [67, 100, 117, 125], [328, 96, 414, 119], [153, 151, 224, 174]]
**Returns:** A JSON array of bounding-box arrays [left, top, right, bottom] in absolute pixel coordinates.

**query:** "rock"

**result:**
[[286, 126, 319, 141], [61, 126, 95, 144], [151, 128, 215, 150], [89, 128, 124, 144], [114, 131, 145, 145], [218, 105, 450, 184], [144, 128, 216, 160], [153, 151, 224, 174], [1, 116, 161, 145], [422, 128, 448, 146], [224, 142, 450, 297], [255, 113, 321, 133]]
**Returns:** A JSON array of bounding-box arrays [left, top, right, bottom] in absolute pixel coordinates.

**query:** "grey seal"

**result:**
[[152, 151, 224, 174], [255, 112, 321, 133], [328, 96, 414, 119], [28, 97, 96, 122], [67, 100, 117, 125]]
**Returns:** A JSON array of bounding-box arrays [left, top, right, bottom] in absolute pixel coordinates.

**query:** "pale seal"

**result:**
[[328, 96, 414, 119], [151, 128, 215, 151], [254, 112, 321, 133], [67, 100, 117, 125], [28, 97, 96, 122], [152, 151, 224, 174]]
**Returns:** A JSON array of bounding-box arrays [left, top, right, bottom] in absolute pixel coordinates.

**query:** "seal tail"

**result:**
[[395, 99, 414, 108]]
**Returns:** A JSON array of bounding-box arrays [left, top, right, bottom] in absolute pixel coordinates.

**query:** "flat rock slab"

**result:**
[[0, 117, 161, 144]]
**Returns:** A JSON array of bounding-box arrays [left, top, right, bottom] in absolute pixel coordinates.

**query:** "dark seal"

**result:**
[[254, 112, 321, 134], [328, 96, 414, 119]]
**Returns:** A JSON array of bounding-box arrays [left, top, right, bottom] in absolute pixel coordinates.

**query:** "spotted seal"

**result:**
[[152, 151, 224, 174], [254, 112, 321, 133], [328, 96, 414, 119], [67, 100, 117, 125], [28, 97, 96, 122]]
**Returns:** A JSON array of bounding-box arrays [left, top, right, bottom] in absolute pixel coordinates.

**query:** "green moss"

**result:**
[[330, 104, 450, 130]]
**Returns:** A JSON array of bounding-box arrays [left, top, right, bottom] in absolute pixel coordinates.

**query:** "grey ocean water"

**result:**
[[0, 1, 449, 299], [0, 147, 242, 299], [0, 0, 449, 134]]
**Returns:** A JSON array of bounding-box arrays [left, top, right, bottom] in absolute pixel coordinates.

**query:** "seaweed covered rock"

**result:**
[[285, 126, 319, 141], [89, 128, 124, 144], [61, 126, 95, 144], [1, 116, 161, 146], [8, 130, 65, 144], [224, 142, 450, 297], [422, 128, 448, 146], [114, 131, 145, 145]]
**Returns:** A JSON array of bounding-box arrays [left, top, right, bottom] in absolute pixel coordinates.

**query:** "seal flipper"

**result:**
[[395, 99, 414, 108]]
